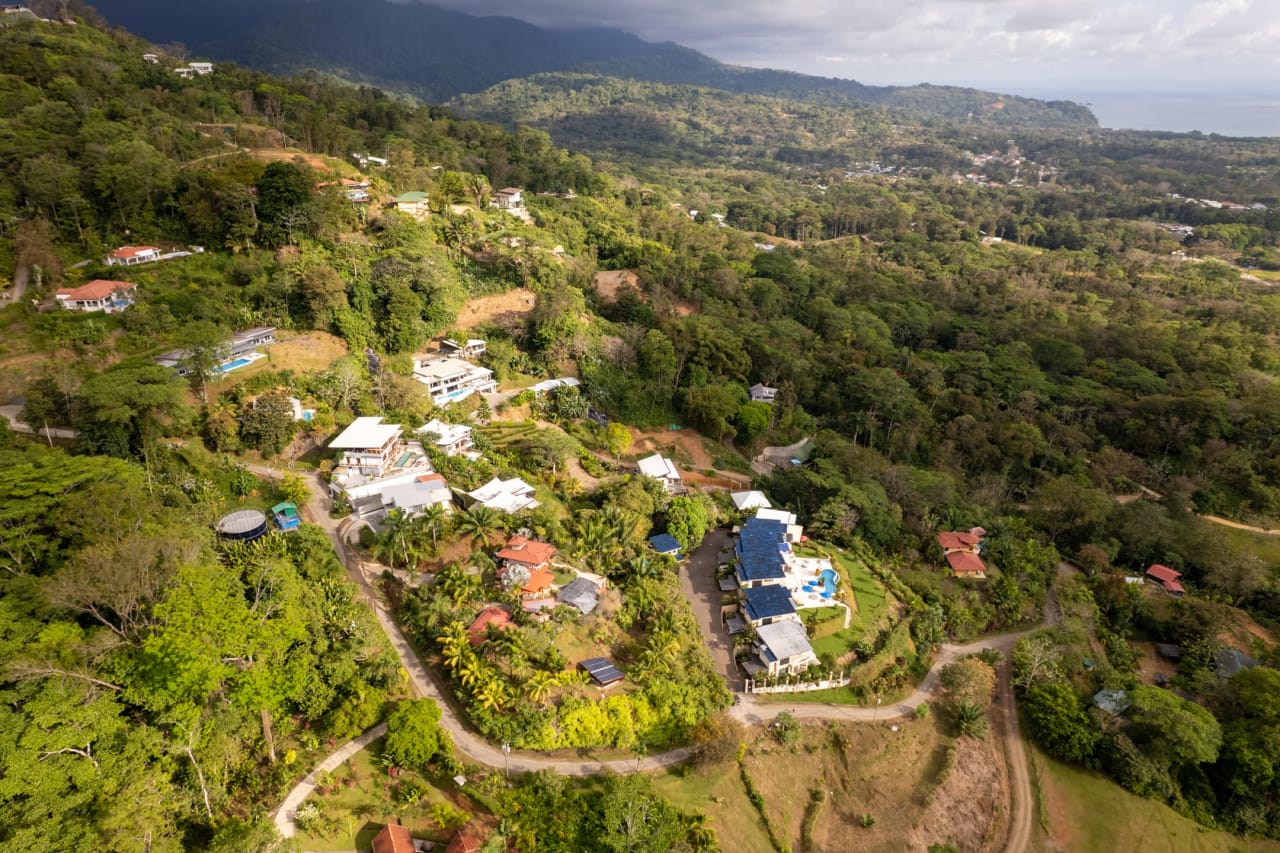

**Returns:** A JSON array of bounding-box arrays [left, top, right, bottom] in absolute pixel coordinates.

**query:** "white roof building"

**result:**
[[416, 418, 474, 456], [748, 383, 778, 403], [412, 356, 496, 406], [530, 377, 582, 395], [330, 417, 402, 450], [467, 477, 540, 514], [637, 454, 681, 492], [754, 506, 802, 542], [755, 619, 817, 676], [730, 490, 772, 512]]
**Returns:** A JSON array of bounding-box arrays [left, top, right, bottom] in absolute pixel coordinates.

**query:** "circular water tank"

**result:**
[[216, 509, 269, 542]]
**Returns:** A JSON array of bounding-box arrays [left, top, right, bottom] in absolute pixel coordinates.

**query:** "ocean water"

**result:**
[[1018, 89, 1280, 138]]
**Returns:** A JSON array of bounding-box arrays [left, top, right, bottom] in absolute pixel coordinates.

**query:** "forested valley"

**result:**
[[3, 7, 1280, 851]]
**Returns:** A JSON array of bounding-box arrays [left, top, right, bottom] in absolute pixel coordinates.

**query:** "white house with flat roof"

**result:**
[[748, 383, 778, 403], [411, 356, 496, 406], [329, 417, 403, 479]]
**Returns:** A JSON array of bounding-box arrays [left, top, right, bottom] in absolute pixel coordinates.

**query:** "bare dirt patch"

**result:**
[[908, 734, 1006, 853], [1132, 641, 1179, 687], [248, 148, 345, 173], [593, 269, 640, 301], [455, 290, 537, 331], [630, 427, 751, 484], [222, 332, 348, 386]]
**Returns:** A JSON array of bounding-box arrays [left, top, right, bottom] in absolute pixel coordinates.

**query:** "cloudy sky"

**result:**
[[425, 0, 1280, 94]]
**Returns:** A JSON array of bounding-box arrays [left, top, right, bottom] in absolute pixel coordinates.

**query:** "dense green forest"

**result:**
[[3, 8, 1280, 849]]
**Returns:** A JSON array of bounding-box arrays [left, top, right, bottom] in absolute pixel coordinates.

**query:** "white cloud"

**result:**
[[417, 0, 1280, 90]]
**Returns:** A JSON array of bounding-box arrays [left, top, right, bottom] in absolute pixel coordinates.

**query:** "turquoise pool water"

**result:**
[[216, 357, 253, 374], [818, 568, 837, 597]]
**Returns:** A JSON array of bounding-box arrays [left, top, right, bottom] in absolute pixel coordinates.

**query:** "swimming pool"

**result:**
[[216, 357, 254, 374]]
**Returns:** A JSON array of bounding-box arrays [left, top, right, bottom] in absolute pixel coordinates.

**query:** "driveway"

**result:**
[[680, 528, 742, 690]]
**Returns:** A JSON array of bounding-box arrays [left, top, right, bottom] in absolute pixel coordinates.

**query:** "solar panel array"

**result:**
[[579, 657, 624, 686]]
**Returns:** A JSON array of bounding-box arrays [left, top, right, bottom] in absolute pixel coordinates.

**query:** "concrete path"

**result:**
[[272, 723, 388, 838]]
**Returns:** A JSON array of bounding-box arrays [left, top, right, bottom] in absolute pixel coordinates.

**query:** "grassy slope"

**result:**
[[1032, 747, 1280, 853]]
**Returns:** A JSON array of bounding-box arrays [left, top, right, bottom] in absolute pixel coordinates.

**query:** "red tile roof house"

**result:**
[[1146, 564, 1185, 597], [55, 279, 137, 313], [104, 245, 161, 266], [370, 823, 414, 853], [467, 605, 514, 645], [497, 535, 558, 597], [937, 529, 988, 578]]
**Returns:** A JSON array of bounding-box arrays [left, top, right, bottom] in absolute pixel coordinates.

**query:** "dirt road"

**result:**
[[266, 466, 1054, 851]]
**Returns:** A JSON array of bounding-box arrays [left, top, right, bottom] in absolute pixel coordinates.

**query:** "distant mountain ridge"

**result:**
[[88, 0, 1096, 128]]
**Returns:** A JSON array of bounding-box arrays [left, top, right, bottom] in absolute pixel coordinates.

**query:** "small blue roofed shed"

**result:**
[[743, 585, 796, 625], [648, 533, 682, 558], [272, 502, 300, 531], [579, 657, 624, 687]]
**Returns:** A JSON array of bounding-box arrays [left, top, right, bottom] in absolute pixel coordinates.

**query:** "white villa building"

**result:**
[[328, 417, 405, 480], [467, 476, 539, 514], [754, 620, 820, 676], [748, 383, 778, 403], [412, 356, 497, 406], [416, 418, 474, 457]]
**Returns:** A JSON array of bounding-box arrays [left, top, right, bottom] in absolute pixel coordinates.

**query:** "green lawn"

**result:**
[[651, 768, 776, 853], [792, 544, 893, 660], [1032, 746, 1280, 853], [1218, 525, 1280, 565], [293, 737, 461, 852]]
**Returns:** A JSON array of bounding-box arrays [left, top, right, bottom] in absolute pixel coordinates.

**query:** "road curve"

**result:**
[[261, 463, 1053, 849]]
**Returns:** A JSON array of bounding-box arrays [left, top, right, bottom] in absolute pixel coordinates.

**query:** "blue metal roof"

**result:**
[[743, 585, 796, 623], [648, 533, 682, 555], [735, 517, 789, 582]]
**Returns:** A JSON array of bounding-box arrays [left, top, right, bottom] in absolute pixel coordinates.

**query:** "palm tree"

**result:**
[[456, 505, 505, 549], [476, 676, 507, 711], [419, 504, 450, 552], [525, 670, 557, 706], [458, 657, 486, 690]]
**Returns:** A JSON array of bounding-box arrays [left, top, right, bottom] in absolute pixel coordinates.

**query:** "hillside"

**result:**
[[4, 8, 1280, 853], [87, 0, 1097, 128]]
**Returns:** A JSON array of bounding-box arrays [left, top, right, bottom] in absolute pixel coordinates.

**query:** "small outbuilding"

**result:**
[[1092, 688, 1130, 716], [648, 533, 683, 559], [271, 502, 300, 531], [558, 577, 601, 614], [371, 822, 415, 853]]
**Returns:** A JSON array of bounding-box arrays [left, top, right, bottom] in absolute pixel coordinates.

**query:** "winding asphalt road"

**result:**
[[262, 463, 1052, 850]]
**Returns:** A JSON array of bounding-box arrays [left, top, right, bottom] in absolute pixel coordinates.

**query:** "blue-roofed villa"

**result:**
[[742, 584, 797, 626], [648, 533, 683, 560]]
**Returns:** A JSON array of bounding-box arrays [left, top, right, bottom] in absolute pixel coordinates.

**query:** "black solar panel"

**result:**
[[579, 657, 624, 686]]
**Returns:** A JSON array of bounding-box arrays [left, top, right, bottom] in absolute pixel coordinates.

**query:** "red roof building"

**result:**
[[1146, 564, 1185, 596], [54, 279, 137, 313], [105, 245, 161, 266], [946, 550, 988, 578], [467, 605, 514, 645], [497, 535, 557, 570], [371, 823, 415, 853], [446, 826, 485, 853], [937, 531, 981, 552], [520, 569, 555, 595]]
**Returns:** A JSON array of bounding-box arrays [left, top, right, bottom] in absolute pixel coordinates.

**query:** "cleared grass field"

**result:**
[[1032, 747, 1280, 853]]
